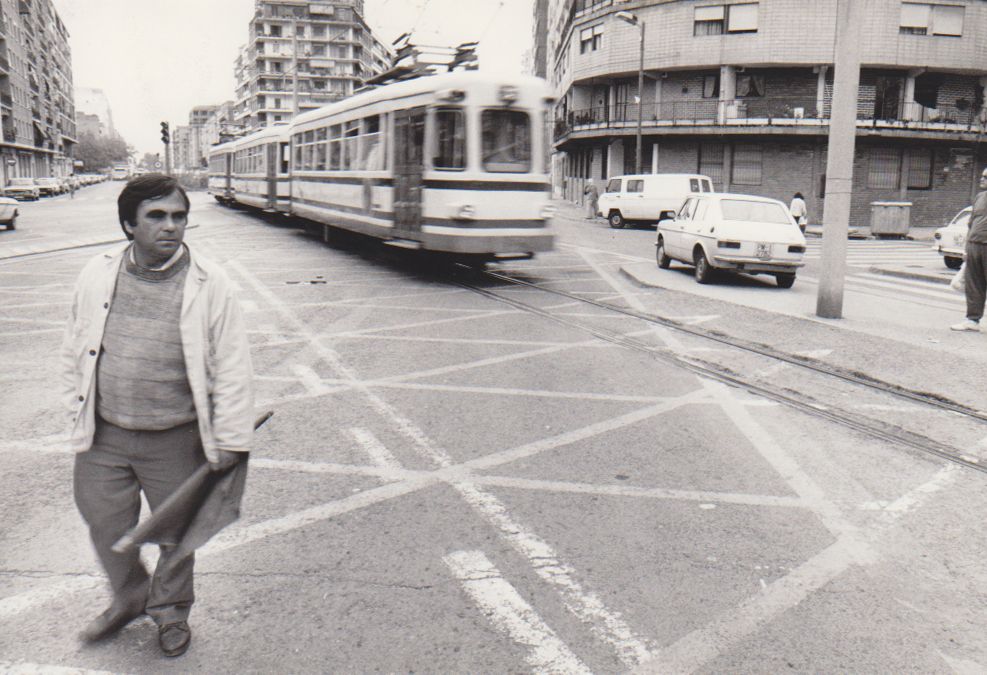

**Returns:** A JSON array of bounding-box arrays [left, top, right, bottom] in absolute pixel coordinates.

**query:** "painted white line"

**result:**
[[0, 662, 119, 675], [444, 550, 592, 675], [349, 427, 402, 470], [290, 364, 329, 396], [452, 481, 655, 665]]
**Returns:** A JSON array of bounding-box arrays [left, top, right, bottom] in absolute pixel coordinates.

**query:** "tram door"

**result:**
[[266, 142, 278, 210], [393, 108, 426, 232]]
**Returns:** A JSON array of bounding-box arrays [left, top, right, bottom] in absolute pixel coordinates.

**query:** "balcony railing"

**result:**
[[555, 96, 985, 140]]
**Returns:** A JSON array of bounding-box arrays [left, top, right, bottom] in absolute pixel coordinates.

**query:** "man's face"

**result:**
[[124, 190, 188, 265], [980, 170, 987, 189]]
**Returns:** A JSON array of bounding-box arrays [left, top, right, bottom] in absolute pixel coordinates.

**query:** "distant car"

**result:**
[[598, 173, 715, 229], [35, 177, 63, 196], [655, 192, 807, 288], [0, 196, 17, 229], [3, 178, 40, 201], [933, 206, 970, 270]]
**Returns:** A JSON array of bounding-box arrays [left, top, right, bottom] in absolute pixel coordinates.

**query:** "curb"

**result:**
[[867, 265, 952, 286]]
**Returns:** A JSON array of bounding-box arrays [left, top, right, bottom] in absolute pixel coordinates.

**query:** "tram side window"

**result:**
[[481, 110, 531, 173], [343, 120, 359, 170], [329, 124, 342, 170], [433, 108, 465, 170], [361, 115, 383, 171], [315, 128, 327, 171], [303, 130, 315, 170], [293, 134, 303, 170]]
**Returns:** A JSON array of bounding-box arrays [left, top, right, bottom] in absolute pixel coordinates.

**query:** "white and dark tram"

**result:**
[[209, 71, 555, 261]]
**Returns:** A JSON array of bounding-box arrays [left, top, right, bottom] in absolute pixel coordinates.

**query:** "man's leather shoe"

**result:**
[[159, 621, 191, 657], [79, 597, 145, 642]]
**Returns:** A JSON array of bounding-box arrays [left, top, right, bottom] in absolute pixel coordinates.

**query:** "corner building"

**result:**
[[550, 0, 987, 226], [234, 0, 391, 132], [0, 0, 75, 184]]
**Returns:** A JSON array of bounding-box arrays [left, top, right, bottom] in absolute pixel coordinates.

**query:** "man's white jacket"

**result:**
[[59, 243, 254, 461]]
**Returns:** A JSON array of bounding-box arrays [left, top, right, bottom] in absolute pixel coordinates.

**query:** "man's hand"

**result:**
[[209, 449, 243, 473]]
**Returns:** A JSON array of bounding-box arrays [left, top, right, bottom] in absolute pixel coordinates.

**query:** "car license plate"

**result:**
[[756, 242, 771, 259]]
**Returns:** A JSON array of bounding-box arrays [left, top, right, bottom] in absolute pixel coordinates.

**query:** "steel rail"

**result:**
[[455, 268, 987, 476]]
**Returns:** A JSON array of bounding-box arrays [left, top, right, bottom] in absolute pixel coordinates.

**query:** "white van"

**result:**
[[598, 173, 714, 229]]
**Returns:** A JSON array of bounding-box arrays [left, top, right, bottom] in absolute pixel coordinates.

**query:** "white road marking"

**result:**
[[937, 650, 986, 675], [290, 364, 329, 396], [0, 662, 119, 675], [348, 427, 402, 470], [444, 550, 592, 675]]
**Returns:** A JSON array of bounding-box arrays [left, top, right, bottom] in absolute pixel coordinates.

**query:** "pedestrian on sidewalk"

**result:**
[[952, 167, 987, 331], [60, 173, 255, 657], [584, 181, 599, 219], [789, 192, 807, 233], [68, 176, 76, 199]]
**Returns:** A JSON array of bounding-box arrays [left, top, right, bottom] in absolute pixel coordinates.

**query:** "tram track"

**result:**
[[453, 264, 987, 476]]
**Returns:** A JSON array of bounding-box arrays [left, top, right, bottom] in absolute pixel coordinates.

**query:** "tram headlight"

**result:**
[[540, 204, 557, 219], [455, 204, 476, 220]]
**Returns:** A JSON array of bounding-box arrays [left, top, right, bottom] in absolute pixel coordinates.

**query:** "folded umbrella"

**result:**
[[111, 411, 273, 559]]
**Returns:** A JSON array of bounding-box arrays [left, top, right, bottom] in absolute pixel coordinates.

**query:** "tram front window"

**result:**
[[481, 110, 531, 173]]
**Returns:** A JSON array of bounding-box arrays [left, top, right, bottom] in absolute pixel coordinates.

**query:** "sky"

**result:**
[[50, 0, 533, 156]]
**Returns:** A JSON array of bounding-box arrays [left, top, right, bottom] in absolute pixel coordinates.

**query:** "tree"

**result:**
[[74, 132, 130, 171]]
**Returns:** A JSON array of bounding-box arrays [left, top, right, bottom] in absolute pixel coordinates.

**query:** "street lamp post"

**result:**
[[616, 11, 645, 174]]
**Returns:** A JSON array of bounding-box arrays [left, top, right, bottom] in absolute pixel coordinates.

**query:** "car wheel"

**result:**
[[944, 256, 963, 270], [608, 211, 625, 229], [656, 237, 671, 269], [694, 248, 713, 284], [775, 273, 796, 289]]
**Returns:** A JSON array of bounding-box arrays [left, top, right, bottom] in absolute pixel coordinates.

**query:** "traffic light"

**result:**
[[160, 121, 170, 145]]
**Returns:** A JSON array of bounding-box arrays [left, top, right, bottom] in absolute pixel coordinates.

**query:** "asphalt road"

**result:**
[[1, 189, 986, 673]]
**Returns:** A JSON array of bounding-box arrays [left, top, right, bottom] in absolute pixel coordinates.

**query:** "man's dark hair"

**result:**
[[793, 192, 804, 199], [117, 173, 190, 241]]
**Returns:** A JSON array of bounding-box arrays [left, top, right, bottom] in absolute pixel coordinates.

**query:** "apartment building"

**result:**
[[0, 0, 75, 184], [233, 0, 392, 132], [549, 0, 987, 226]]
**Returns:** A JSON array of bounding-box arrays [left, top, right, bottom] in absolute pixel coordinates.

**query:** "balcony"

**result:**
[[555, 96, 986, 141]]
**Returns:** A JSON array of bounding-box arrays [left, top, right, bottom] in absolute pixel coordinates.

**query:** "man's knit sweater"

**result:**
[[96, 247, 196, 431]]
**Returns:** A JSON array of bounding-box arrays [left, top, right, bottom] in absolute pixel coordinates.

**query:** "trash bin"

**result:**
[[869, 201, 912, 239]]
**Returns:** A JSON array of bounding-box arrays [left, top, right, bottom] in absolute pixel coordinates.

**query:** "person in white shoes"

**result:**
[[952, 168, 987, 332]]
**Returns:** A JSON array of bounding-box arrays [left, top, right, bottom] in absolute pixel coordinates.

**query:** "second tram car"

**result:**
[[209, 71, 555, 260], [207, 140, 236, 205]]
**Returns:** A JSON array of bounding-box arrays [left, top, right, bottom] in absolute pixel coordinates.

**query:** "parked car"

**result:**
[[655, 193, 807, 288], [35, 177, 62, 196], [0, 196, 17, 229], [3, 178, 40, 201], [598, 173, 714, 229], [933, 206, 970, 270]]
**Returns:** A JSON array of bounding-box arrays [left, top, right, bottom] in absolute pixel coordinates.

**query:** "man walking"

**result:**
[[584, 181, 599, 219], [60, 173, 254, 656], [952, 167, 987, 331]]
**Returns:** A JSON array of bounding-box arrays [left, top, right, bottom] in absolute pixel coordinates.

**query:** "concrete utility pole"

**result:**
[[816, 0, 866, 319], [616, 11, 645, 174]]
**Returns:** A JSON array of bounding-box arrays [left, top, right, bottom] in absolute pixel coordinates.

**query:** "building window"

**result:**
[[736, 74, 764, 97], [579, 24, 604, 53], [907, 148, 933, 189], [868, 147, 901, 189], [699, 142, 725, 188], [900, 3, 964, 36], [694, 3, 758, 36], [694, 5, 724, 35], [702, 75, 720, 98], [731, 144, 762, 185]]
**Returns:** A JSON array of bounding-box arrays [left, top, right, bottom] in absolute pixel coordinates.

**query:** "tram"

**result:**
[[209, 71, 555, 260], [206, 139, 236, 205]]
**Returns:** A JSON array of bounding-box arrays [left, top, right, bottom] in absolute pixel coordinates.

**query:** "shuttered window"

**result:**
[[867, 147, 901, 189], [727, 3, 758, 32], [699, 142, 725, 189], [907, 148, 933, 189], [731, 144, 762, 185]]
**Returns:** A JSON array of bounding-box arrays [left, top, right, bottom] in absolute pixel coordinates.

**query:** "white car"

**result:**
[[933, 206, 970, 270], [598, 173, 714, 229], [0, 196, 17, 229], [656, 193, 807, 288]]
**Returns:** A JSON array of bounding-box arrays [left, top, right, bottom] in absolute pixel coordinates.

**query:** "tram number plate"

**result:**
[[756, 242, 771, 259]]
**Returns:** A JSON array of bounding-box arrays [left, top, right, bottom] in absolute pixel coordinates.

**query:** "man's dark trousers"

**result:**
[[966, 241, 987, 321], [74, 418, 206, 626]]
